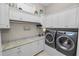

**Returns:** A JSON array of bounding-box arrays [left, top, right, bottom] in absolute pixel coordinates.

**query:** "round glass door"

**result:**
[[46, 33, 54, 43], [56, 35, 75, 51]]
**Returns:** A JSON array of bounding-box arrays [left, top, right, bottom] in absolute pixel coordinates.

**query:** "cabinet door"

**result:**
[[10, 7, 40, 23], [18, 43, 33, 56], [2, 48, 19, 56], [63, 8, 77, 28], [31, 41, 39, 55], [40, 16, 46, 27], [22, 12, 39, 23], [45, 15, 52, 28], [9, 7, 22, 21], [38, 39, 44, 52], [19, 41, 39, 56], [0, 4, 9, 28], [21, 12, 32, 22]]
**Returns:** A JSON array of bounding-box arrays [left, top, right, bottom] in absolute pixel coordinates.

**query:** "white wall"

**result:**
[[1, 21, 43, 44], [46, 3, 79, 15]]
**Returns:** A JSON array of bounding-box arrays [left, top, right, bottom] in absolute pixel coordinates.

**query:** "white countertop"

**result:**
[[2, 36, 45, 51]]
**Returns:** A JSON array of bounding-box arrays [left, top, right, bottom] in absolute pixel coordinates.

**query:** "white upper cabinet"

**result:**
[[9, 7, 21, 21], [17, 4, 35, 14], [9, 7, 40, 23], [0, 4, 10, 28], [45, 7, 78, 28], [9, 3, 45, 23]]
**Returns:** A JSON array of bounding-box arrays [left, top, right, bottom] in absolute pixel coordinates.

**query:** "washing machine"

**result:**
[[45, 29, 56, 48], [56, 30, 78, 56]]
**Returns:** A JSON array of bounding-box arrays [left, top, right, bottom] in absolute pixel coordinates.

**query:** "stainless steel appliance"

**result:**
[[56, 29, 78, 56], [45, 29, 56, 48]]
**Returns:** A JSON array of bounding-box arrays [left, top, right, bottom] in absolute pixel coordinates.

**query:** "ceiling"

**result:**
[[28, 3, 79, 8], [27, 3, 53, 7], [34, 3, 53, 7], [38, 3, 79, 7]]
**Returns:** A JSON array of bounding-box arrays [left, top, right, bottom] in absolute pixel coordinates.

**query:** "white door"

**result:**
[[18, 43, 33, 56], [9, 7, 23, 21], [38, 39, 44, 52], [31, 41, 39, 55], [10, 7, 40, 23], [19, 42, 39, 56], [22, 12, 39, 23], [0, 4, 9, 28], [39, 16, 45, 27]]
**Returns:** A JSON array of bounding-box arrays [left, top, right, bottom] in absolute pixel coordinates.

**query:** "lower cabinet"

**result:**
[[19, 41, 39, 56], [31, 41, 39, 55], [38, 39, 44, 52], [2, 39, 44, 56], [2, 48, 19, 56], [18, 43, 33, 56]]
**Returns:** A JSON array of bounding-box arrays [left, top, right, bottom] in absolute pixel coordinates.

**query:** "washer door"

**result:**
[[56, 35, 75, 51], [45, 33, 55, 44]]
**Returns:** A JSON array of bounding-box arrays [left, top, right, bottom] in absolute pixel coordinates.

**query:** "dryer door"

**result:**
[[56, 35, 75, 51], [45, 33, 55, 44]]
